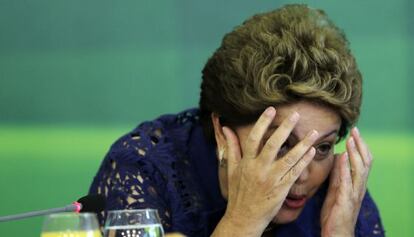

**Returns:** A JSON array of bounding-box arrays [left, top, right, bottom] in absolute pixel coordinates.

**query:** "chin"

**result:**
[[271, 205, 304, 224]]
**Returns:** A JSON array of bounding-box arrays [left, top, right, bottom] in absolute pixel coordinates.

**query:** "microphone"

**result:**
[[0, 194, 105, 222]]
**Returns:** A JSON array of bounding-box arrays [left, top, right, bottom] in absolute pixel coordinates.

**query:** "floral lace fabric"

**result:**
[[89, 108, 385, 236]]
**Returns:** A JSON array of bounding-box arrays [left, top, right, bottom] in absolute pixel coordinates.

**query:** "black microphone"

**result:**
[[0, 194, 106, 222], [77, 194, 105, 213]]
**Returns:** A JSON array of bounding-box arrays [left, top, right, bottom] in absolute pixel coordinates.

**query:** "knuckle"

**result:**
[[294, 141, 311, 154], [247, 134, 260, 144], [294, 159, 308, 174], [282, 154, 296, 166], [290, 166, 300, 177], [280, 120, 293, 130], [302, 137, 314, 147], [265, 139, 279, 150], [256, 174, 270, 186]]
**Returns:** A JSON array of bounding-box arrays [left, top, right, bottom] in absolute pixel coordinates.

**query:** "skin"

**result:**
[[210, 101, 373, 237]]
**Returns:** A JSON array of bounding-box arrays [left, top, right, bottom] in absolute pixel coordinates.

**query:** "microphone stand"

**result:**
[[0, 203, 80, 222]]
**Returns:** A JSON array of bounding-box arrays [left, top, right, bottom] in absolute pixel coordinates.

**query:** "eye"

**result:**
[[315, 143, 333, 160]]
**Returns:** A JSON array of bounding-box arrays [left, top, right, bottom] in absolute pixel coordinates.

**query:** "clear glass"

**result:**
[[41, 212, 102, 237], [103, 209, 164, 237]]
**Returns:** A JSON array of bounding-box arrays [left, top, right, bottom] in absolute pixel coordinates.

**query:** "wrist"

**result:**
[[322, 234, 354, 237], [321, 229, 354, 237], [211, 212, 267, 237]]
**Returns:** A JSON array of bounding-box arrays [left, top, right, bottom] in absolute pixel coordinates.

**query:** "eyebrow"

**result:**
[[315, 129, 338, 141], [267, 125, 338, 141]]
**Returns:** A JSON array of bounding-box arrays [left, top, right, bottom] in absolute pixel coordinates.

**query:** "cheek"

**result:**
[[309, 156, 335, 185]]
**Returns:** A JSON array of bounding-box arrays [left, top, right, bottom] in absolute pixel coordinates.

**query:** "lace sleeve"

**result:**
[[89, 126, 172, 231], [355, 191, 385, 236]]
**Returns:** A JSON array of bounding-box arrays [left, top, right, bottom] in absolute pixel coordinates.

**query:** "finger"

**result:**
[[280, 146, 316, 182], [329, 153, 343, 189], [337, 152, 352, 203], [222, 126, 242, 179], [368, 150, 374, 164], [260, 111, 300, 163], [346, 136, 364, 187], [243, 107, 276, 159], [276, 129, 319, 173], [322, 154, 341, 224], [351, 127, 372, 168]]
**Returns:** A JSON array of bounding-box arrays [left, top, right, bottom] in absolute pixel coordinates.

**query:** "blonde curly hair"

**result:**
[[199, 4, 362, 141]]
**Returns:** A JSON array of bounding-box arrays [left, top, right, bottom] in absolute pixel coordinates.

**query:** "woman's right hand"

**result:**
[[215, 107, 319, 236]]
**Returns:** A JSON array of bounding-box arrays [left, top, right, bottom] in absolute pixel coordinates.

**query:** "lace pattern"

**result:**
[[355, 191, 386, 236], [89, 108, 385, 236], [89, 109, 209, 234]]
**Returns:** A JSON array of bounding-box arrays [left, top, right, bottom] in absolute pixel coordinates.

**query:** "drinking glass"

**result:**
[[41, 212, 102, 237], [103, 209, 164, 237]]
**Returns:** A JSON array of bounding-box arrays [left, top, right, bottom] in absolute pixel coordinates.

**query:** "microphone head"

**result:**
[[77, 194, 106, 213]]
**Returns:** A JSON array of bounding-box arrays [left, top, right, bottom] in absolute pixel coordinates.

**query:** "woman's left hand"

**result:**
[[320, 127, 373, 237]]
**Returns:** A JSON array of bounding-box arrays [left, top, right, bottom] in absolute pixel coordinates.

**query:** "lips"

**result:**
[[283, 193, 307, 209]]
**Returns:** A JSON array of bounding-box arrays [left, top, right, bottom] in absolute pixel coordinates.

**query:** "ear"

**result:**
[[211, 112, 227, 157]]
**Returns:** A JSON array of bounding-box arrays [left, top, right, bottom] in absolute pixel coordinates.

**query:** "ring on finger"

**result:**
[[218, 148, 227, 168], [219, 158, 228, 168]]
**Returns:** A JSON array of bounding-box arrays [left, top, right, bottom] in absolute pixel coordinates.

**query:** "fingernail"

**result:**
[[354, 127, 360, 136], [222, 126, 228, 139], [310, 146, 316, 155], [289, 111, 299, 122], [309, 130, 319, 140], [264, 107, 275, 117]]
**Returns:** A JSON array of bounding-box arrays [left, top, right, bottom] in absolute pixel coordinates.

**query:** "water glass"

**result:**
[[103, 209, 164, 237], [41, 212, 102, 237]]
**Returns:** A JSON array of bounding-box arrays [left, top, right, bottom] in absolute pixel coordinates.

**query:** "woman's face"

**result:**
[[215, 100, 341, 224]]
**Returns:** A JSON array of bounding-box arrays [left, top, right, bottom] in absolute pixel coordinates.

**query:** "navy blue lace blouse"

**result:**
[[89, 109, 385, 236]]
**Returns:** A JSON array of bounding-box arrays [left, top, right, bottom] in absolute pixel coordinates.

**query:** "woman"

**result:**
[[89, 4, 385, 236]]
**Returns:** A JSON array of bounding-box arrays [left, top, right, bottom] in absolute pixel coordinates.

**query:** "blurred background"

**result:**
[[0, 0, 412, 236]]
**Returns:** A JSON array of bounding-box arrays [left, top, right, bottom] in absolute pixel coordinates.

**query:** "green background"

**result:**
[[0, 0, 412, 236]]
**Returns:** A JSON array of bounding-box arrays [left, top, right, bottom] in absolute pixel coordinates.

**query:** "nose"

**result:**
[[295, 164, 310, 184]]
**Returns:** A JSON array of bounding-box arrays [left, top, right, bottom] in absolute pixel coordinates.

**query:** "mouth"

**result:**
[[283, 193, 307, 209]]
